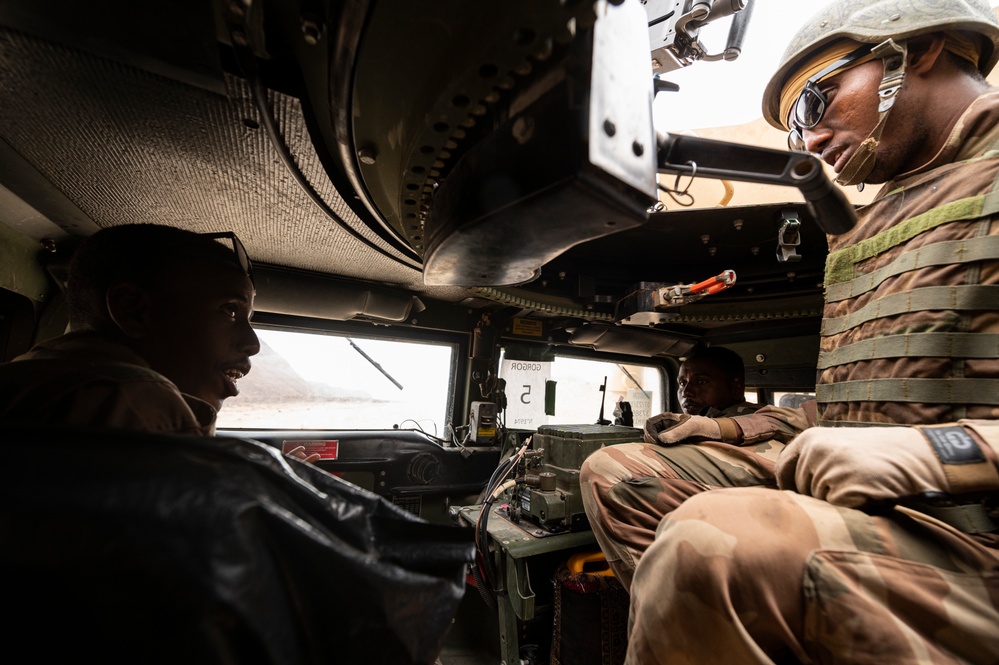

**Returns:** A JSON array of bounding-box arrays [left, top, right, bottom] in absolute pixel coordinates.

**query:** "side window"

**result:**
[[773, 391, 815, 408], [500, 353, 665, 429], [217, 327, 456, 431]]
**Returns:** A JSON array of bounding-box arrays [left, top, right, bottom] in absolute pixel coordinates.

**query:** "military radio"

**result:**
[[506, 424, 643, 533]]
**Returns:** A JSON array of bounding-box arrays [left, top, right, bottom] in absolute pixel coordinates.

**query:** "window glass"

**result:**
[[773, 391, 815, 409], [500, 353, 665, 429], [217, 328, 455, 432]]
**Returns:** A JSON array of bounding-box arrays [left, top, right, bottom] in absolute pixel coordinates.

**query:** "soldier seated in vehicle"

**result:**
[[624, 1, 999, 662], [674, 345, 757, 417], [0, 224, 468, 664], [580, 345, 764, 588], [0, 224, 260, 437]]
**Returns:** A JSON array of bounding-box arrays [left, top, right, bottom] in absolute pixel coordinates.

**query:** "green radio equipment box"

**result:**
[[518, 424, 643, 531]]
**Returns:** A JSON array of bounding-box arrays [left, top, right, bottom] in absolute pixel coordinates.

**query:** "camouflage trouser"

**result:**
[[625, 487, 999, 665], [579, 439, 785, 590]]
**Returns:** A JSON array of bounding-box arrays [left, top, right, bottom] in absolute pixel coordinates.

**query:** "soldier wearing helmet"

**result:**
[[766, 0, 999, 187], [604, 1, 999, 662], [582, 0, 999, 597]]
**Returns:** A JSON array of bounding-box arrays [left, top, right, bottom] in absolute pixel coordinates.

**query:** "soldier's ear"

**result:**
[[908, 34, 947, 75], [106, 282, 152, 338]]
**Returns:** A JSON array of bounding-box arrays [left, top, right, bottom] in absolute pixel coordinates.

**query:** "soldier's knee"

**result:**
[[580, 445, 609, 473], [579, 453, 607, 511], [581, 441, 653, 485], [638, 493, 765, 601], [580, 447, 637, 518], [658, 488, 812, 568]]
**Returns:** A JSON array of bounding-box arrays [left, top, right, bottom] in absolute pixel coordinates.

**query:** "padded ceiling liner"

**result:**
[[568, 323, 697, 358], [0, 27, 471, 302]]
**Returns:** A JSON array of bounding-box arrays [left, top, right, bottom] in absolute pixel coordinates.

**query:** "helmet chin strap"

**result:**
[[836, 39, 908, 187]]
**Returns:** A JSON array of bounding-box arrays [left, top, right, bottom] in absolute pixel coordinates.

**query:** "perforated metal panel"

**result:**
[[0, 27, 470, 303]]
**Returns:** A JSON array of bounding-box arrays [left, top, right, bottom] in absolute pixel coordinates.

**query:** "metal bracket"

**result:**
[[657, 133, 856, 235], [615, 271, 736, 326], [776, 210, 802, 263], [661, 269, 737, 306], [646, 0, 755, 73]]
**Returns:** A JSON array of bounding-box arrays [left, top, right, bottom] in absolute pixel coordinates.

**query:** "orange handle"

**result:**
[[567, 551, 615, 578], [689, 270, 736, 295]]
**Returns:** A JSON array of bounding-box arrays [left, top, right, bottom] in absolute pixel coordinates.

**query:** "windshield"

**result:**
[[499, 353, 665, 429], [217, 327, 456, 432]]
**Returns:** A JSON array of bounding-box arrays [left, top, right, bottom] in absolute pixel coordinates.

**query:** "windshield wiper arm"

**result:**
[[347, 338, 403, 390]]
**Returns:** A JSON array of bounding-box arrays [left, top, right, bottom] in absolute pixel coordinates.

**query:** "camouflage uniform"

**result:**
[[624, 87, 999, 664], [627, 487, 999, 665], [0, 330, 217, 436], [580, 399, 787, 589]]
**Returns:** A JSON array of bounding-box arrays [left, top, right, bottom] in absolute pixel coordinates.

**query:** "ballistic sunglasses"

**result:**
[[787, 43, 875, 150]]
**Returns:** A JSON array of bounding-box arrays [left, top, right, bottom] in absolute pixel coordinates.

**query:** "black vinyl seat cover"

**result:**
[[0, 424, 474, 664]]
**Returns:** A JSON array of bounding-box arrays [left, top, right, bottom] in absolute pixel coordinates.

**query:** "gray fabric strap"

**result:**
[[826, 235, 999, 303], [815, 419, 911, 427], [821, 285, 999, 336], [906, 502, 998, 534], [817, 333, 999, 370], [816, 378, 999, 405]]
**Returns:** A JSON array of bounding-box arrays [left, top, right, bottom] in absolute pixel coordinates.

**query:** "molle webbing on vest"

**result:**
[[817, 117, 999, 425], [817, 332, 999, 370], [824, 188, 999, 286], [816, 378, 999, 405], [820, 285, 999, 336], [825, 235, 999, 303]]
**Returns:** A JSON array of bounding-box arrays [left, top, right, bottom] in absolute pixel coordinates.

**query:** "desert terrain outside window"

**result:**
[[217, 327, 456, 432]]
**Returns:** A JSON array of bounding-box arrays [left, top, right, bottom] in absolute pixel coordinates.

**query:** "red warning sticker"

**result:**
[[282, 439, 339, 460]]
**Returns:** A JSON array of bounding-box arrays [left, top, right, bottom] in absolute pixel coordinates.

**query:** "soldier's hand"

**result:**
[[644, 412, 721, 445], [776, 426, 961, 508], [286, 446, 321, 464]]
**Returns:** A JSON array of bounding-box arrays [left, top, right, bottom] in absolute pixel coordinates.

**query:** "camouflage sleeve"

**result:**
[[730, 399, 817, 445], [777, 420, 999, 507]]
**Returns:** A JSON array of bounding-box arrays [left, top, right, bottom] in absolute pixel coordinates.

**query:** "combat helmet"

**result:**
[[763, 0, 999, 130]]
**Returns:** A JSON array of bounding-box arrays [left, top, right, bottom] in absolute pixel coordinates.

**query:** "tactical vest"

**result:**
[[816, 93, 999, 426]]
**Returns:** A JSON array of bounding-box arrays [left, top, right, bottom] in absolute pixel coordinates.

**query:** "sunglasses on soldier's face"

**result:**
[[787, 44, 874, 151], [201, 231, 254, 285]]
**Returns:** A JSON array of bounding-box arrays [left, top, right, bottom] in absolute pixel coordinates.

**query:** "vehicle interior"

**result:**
[[0, 0, 925, 663]]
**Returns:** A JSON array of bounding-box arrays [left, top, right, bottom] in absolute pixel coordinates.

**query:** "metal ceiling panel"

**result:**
[[0, 26, 471, 303]]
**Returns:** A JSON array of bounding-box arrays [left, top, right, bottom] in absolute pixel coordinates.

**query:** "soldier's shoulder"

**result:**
[[724, 401, 764, 416]]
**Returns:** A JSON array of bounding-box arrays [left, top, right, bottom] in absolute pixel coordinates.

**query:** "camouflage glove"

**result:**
[[776, 423, 999, 508], [643, 412, 721, 445]]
